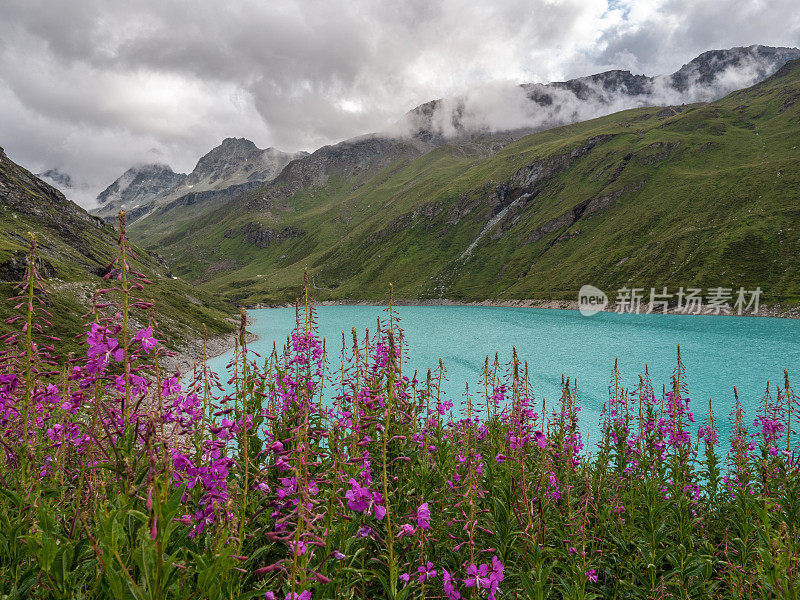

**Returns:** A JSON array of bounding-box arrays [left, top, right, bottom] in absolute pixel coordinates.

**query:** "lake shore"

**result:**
[[162, 321, 259, 376], [252, 298, 800, 319]]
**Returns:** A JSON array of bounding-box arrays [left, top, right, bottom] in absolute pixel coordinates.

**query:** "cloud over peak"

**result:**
[[1, 0, 799, 206]]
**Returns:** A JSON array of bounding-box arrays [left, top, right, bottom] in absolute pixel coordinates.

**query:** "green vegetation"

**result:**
[[2, 241, 800, 598], [133, 59, 800, 308], [0, 149, 234, 354]]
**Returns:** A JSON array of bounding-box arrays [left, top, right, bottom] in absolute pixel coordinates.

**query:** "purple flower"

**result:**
[[533, 430, 547, 449], [418, 562, 438, 583], [134, 326, 157, 353], [586, 568, 598, 583], [399, 572, 410, 586], [345, 479, 385, 519], [495, 453, 507, 463], [491, 556, 504, 581], [357, 526, 372, 538], [443, 568, 461, 600], [397, 523, 415, 538], [464, 563, 490, 589], [416, 502, 431, 530], [488, 556, 504, 598]]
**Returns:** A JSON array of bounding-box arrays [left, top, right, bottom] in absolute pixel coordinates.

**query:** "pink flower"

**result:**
[[464, 563, 490, 589], [586, 568, 598, 583], [397, 523, 415, 538], [443, 568, 461, 599], [418, 562, 437, 583], [416, 502, 431, 530], [134, 326, 157, 353], [345, 479, 384, 519]]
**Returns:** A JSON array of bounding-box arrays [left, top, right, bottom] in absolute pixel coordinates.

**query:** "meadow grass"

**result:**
[[1, 223, 799, 600]]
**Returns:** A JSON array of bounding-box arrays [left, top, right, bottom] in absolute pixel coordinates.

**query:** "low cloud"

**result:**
[[0, 0, 798, 207], [390, 47, 799, 139]]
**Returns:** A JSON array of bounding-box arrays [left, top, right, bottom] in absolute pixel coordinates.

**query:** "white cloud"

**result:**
[[0, 0, 798, 207]]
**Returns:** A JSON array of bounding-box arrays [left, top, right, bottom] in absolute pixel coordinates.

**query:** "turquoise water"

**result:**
[[207, 306, 800, 449]]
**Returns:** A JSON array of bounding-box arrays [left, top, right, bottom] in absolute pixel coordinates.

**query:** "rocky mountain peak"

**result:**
[[670, 45, 800, 91], [36, 168, 74, 189], [96, 163, 185, 213], [93, 140, 307, 222], [187, 137, 263, 185]]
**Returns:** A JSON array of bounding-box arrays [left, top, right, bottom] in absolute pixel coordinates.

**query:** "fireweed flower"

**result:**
[[134, 326, 157, 353], [418, 562, 438, 583], [345, 478, 385, 519], [399, 572, 410, 586], [417, 502, 431, 530], [489, 556, 505, 598], [586, 568, 598, 583], [464, 563, 490, 589], [443, 568, 461, 600], [357, 526, 372, 538], [533, 429, 547, 449], [85, 323, 125, 374], [548, 471, 561, 499], [397, 523, 415, 537]]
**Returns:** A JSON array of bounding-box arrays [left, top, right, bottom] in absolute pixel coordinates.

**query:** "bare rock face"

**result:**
[[186, 137, 307, 191], [93, 139, 307, 223], [223, 222, 305, 248], [96, 163, 186, 218]]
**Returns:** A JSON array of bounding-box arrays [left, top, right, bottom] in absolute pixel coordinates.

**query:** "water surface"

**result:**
[[207, 306, 800, 449]]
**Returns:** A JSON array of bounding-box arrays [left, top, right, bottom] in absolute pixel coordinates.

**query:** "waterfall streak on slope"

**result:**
[[460, 193, 531, 260]]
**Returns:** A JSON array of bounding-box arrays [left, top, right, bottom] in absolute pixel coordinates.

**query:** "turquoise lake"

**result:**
[[206, 306, 800, 449]]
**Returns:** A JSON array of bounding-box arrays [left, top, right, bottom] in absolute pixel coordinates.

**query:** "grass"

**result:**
[[1, 252, 799, 598]]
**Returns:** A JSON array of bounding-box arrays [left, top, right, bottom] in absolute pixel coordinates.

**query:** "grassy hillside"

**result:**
[[0, 148, 235, 355], [133, 59, 800, 308]]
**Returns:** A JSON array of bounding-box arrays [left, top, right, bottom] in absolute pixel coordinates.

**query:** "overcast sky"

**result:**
[[1, 0, 799, 206]]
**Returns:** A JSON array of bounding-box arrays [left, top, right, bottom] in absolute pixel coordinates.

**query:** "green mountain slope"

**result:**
[[0, 148, 235, 354], [133, 59, 800, 308]]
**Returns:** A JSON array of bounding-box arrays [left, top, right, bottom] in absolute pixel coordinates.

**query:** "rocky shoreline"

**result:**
[[161, 325, 258, 376], [253, 297, 800, 319]]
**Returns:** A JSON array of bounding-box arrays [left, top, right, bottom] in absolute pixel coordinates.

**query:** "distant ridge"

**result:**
[[93, 139, 307, 221]]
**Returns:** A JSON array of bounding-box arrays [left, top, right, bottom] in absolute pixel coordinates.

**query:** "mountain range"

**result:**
[[2, 44, 799, 334], [97, 45, 800, 229], [93, 138, 307, 221], [119, 45, 800, 309]]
